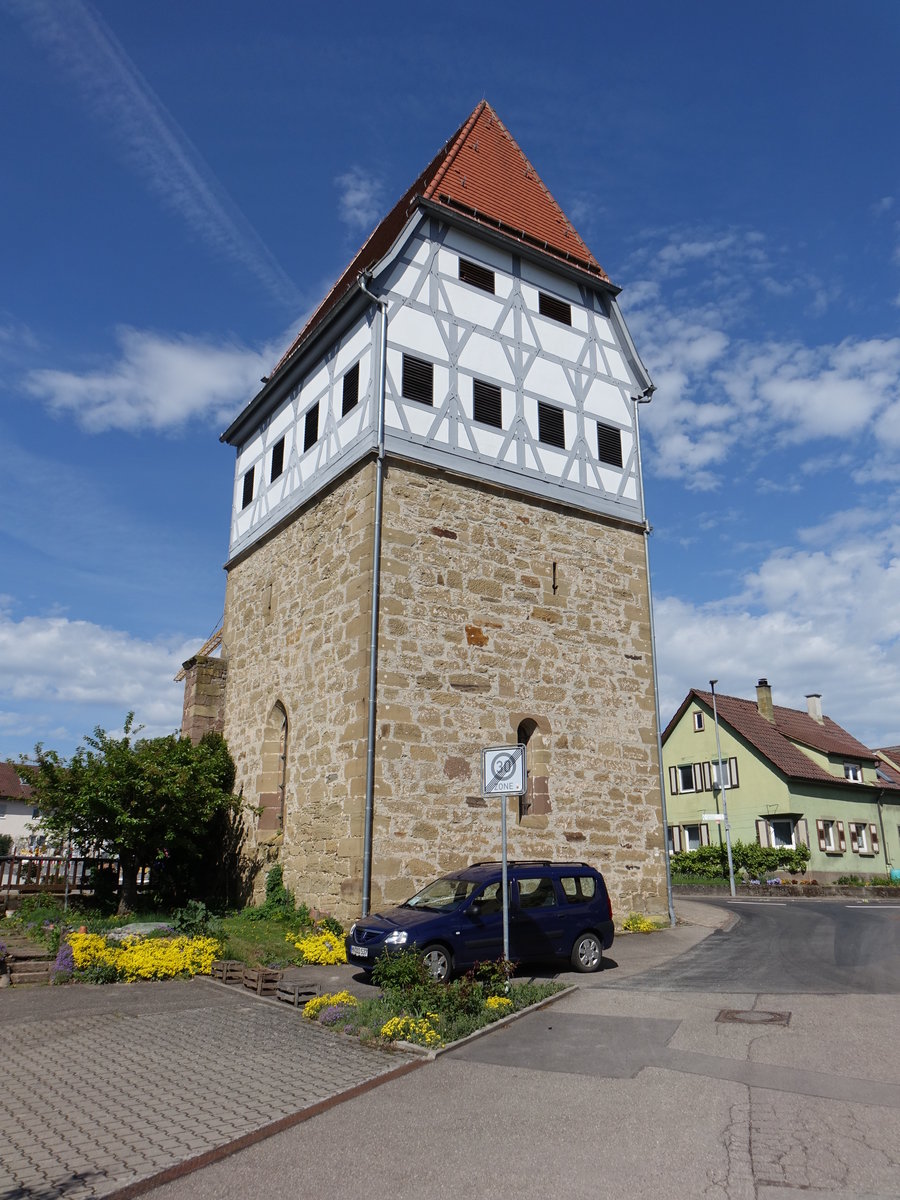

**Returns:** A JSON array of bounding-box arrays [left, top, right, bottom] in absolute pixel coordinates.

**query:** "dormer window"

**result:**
[[538, 292, 571, 326], [459, 258, 495, 294], [844, 763, 862, 783]]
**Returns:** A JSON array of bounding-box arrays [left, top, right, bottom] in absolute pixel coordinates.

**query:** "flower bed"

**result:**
[[67, 931, 222, 982]]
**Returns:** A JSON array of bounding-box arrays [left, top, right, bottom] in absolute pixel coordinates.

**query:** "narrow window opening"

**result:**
[[270, 437, 285, 482], [473, 379, 502, 428], [538, 401, 566, 449], [538, 292, 572, 325], [516, 717, 551, 821], [402, 354, 433, 405], [693, 712, 705, 732], [459, 258, 495, 294], [596, 421, 623, 467], [342, 361, 360, 416], [241, 467, 255, 510], [551, 561, 558, 595], [304, 402, 319, 452]]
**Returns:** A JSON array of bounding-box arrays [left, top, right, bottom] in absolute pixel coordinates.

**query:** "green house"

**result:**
[[661, 679, 900, 882]]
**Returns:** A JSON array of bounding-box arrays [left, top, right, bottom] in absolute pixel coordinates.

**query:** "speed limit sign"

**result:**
[[482, 745, 527, 796]]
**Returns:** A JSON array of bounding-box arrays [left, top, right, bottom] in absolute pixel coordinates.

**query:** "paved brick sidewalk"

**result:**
[[0, 978, 417, 1200]]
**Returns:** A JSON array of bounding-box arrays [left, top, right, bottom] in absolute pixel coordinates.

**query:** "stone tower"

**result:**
[[218, 102, 667, 922]]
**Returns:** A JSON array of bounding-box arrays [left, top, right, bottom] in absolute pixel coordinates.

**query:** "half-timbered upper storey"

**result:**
[[222, 102, 654, 562]]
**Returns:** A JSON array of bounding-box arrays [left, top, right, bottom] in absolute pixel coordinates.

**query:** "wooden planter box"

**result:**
[[210, 959, 245, 984], [242, 966, 282, 995], [275, 981, 320, 1007]]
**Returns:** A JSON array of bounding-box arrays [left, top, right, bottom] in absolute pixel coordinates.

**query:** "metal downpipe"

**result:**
[[632, 393, 676, 928], [359, 277, 387, 917]]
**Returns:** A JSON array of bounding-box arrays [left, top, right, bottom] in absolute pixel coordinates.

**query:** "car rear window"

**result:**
[[560, 875, 596, 903]]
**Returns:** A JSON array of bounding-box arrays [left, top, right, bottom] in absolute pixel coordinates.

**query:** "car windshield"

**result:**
[[404, 877, 479, 912]]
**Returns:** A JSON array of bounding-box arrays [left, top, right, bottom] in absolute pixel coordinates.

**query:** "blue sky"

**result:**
[[1, 0, 898, 759]]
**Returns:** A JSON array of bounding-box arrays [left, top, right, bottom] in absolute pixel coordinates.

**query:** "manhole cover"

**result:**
[[717, 1009, 791, 1026]]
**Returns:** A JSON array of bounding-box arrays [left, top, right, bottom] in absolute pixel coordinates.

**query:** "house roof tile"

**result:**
[[664, 689, 900, 793], [0, 761, 32, 801], [269, 100, 609, 380]]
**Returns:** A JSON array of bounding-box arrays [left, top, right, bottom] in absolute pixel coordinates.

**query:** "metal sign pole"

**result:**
[[501, 792, 509, 961]]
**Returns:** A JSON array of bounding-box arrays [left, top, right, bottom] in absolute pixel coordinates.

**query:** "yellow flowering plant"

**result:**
[[66, 932, 222, 981], [485, 995, 513, 1012], [303, 990, 358, 1020], [379, 1015, 442, 1048], [292, 930, 347, 965]]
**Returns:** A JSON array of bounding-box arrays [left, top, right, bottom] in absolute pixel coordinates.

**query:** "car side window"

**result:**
[[473, 882, 502, 914], [518, 877, 557, 908], [560, 875, 596, 903]]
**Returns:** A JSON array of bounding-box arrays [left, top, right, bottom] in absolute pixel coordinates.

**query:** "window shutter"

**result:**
[[849, 824, 859, 853], [729, 757, 739, 788], [693, 763, 704, 791], [756, 819, 769, 847], [669, 766, 678, 795], [796, 818, 809, 848], [837, 821, 846, 852], [671, 825, 682, 852], [816, 819, 826, 851], [702, 762, 712, 791], [700, 824, 710, 846], [870, 824, 880, 855]]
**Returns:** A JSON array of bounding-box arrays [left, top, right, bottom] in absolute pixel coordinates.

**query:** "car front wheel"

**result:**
[[421, 944, 452, 982], [571, 931, 603, 973]]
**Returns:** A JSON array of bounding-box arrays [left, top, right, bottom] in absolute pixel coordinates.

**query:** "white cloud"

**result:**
[[0, 608, 198, 757], [872, 196, 894, 216], [24, 327, 274, 433], [335, 167, 384, 232], [4, 0, 299, 309], [655, 526, 900, 747]]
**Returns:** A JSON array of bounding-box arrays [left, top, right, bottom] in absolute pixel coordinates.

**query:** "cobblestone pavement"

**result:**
[[0, 978, 417, 1200]]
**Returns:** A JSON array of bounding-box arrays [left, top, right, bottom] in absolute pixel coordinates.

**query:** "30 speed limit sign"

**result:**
[[482, 745, 527, 796]]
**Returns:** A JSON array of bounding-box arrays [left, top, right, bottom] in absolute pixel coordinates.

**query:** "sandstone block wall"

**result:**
[[180, 655, 226, 744], [221, 456, 667, 924]]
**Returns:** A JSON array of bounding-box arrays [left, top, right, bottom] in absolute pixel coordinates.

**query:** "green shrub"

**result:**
[[243, 865, 299, 921], [0, 833, 12, 856], [172, 900, 215, 936], [670, 840, 810, 882], [317, 914, 344, 937]]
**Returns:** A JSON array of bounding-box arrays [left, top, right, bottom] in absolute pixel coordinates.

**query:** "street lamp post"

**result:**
[[709, 679, 736, 897]]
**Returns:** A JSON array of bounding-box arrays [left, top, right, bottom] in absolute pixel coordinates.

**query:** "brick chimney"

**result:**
[[806, 693, 824, 723], [756, 678, 774, 723]]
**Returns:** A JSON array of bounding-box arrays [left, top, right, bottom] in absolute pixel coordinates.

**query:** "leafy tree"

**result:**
[[21, 715, 237, 914]]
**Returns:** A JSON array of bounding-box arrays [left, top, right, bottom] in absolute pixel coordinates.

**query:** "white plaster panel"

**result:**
[[601, 345, 630, 385], [583, 378, 629, 421], [536, 445, 567, 476], [441, 279, 506, 328], [589, 312, 616, 343], [441, 227, 513, 279], [471, 428, 505, 457], [520, 260, 583, 304], [267, 405, 294, 441], [532, 316, 585, 364], [398, 401, 436, 438], [236, 436, 262, 476], [523, 357, 573, 405], [458, 331, 513, 384], [389, 307, 447, 361]]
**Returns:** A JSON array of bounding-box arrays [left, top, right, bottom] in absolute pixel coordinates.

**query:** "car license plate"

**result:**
[[350, 945, 368, 958]]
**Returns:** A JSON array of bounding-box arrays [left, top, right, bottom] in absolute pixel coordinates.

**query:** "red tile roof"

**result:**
[[271, 101, 610, 378], [0, 761, 32, 801], [663, 689, 900, 792]]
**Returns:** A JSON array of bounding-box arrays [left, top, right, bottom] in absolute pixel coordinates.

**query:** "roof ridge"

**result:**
[[423, 99, 487, 202]]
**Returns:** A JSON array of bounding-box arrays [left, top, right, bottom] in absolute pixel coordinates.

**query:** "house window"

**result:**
[[402, 354, 433, 405], [693, 712, 705, 732], [241, 467, 254, 509], [270, 437, 285, 482], [596, 422, 623, 467], [849, 822, 879, 856], [473, 379, 502, 428], [459, 258, 495, 294], [816, 818, 844, 854], [342, 362, 360, 416], [770, 819, 796, 848], [304, 402, 319, 452], [673, 764, 697, 794], [683, 824, 703, 851], [538, 291, 572, 325], [844, 763, 862, 782], [537, 401, 566, 449]]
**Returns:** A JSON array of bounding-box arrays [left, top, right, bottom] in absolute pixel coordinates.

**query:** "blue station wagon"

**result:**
[[345, 860, 614, 981]]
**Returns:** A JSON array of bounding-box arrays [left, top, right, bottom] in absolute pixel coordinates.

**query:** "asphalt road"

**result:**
[[606, 897, 900, 994], [146, 898, 900, 1200]]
